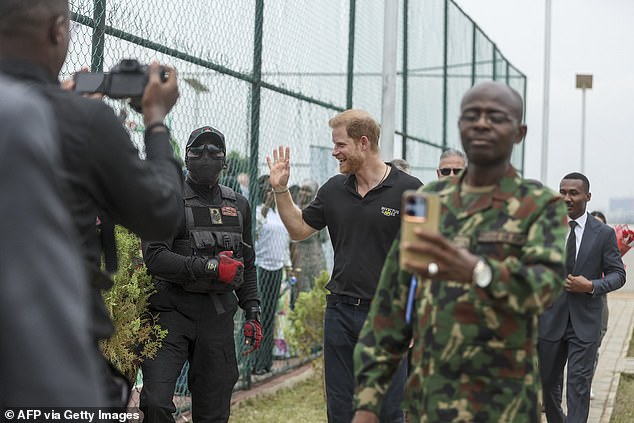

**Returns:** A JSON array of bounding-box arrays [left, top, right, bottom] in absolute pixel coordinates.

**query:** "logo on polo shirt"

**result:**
[[381, 206, 399, 217]]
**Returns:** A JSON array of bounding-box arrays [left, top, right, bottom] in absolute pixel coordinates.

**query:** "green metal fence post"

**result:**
[[492, 45, 497, 80], [244, 0, 265, 389], [346, 0, 356, 109], [91, 0, 106, 72], [442, 0, 449, 149], [471, 23, 476, 87], [401, 0, 409, 160], [520, 79, 527, 175]]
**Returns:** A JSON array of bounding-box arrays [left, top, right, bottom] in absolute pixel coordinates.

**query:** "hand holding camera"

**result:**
[[73, 59, 179, 125], [141, 61, 179, 127]]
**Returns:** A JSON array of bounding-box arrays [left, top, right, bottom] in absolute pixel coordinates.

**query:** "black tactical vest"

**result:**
[[171, 183, 244, 293]]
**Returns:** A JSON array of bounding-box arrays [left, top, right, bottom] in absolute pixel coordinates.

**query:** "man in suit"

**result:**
[[538, 172, 626, 423]]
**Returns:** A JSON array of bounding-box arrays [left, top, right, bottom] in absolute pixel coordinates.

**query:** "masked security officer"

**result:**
[[140, 126, 261, 423]]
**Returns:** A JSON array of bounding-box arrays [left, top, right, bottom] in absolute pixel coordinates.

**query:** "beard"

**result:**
[[338, 153, 363, 174]]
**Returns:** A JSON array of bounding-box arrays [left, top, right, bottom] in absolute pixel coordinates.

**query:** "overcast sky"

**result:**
[[454, 0, 634, 213]]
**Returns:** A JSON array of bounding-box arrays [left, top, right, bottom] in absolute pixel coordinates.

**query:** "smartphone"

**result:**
[[399, 191, 440, 271]]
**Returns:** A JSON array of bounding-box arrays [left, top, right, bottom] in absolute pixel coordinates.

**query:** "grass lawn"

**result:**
[[610, 374, 634, 423], [229, 375, 327, 423]]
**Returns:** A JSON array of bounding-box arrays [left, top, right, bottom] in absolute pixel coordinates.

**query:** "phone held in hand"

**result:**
[[399, 190, 440, 272]]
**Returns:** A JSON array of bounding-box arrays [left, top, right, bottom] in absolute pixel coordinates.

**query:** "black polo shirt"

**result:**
[[302, 165, 422, 300]]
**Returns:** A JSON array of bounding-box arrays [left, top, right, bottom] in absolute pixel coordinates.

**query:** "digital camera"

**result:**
[[73, 59, 167, 112]]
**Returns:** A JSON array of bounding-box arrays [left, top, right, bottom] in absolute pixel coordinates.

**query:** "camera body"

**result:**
[[399, 191, 440, 271], [73, 59, 166, 111]]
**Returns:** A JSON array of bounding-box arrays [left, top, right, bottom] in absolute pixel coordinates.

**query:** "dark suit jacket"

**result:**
[[538, 213, 626, 343]]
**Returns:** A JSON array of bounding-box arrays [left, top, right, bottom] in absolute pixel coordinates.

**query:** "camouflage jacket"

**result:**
[[354, 167, 567, 422]]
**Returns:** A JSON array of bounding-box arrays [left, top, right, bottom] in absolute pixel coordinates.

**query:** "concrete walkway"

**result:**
[[587, 291, 634, 423]]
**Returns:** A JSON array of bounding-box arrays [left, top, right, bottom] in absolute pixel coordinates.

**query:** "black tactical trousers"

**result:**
[[140, 285, 238, 423]]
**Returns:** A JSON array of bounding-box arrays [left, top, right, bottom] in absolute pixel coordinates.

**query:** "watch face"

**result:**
[[475, 260, 492, 287]]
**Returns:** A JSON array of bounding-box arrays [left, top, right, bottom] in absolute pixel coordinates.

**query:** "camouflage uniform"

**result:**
[[354, 167, 567, 422]]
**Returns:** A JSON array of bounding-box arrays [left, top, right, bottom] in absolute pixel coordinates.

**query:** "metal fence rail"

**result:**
[[67, 0, 526, 416]]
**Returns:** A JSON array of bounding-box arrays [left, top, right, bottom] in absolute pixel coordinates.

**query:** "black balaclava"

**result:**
[[185, 126, 227, 186], [186, 150, 225, 185]]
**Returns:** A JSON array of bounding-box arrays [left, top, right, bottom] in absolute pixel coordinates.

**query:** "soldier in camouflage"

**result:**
[[352, 81, 568, 423]]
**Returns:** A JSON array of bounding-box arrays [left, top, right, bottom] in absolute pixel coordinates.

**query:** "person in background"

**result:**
[[589, 210, 607, 401], [289, 179, 329, 308], [140, 126, 261, 423], [436, 148, 466, 179], [539, 173, 625, 423], [238, 172, 250, 198], [268, 109, 422, 423], [253, 174, 292, 375], [353, 81, 566, 422], [390, 158, 410, 174]]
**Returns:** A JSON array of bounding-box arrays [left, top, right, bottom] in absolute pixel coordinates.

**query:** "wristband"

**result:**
[[245, 304, 261, 322], [145, 122, 169, 134], [273, 187, 289, 195]]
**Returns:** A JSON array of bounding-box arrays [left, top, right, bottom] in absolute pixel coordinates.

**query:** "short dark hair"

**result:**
[[0, 0, 68, 36], [562, 172, 590, 193]]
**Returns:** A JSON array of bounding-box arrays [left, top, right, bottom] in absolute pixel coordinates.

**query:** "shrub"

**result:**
[[99, 226, 167, 382], [286, 271, 328, 381]]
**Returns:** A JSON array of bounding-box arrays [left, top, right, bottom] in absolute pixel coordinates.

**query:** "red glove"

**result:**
[[206, 251, 244, 285], [243, 320, 262, 355]]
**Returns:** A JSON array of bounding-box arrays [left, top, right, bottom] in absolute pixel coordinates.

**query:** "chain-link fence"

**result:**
[[67, 0, 526, 417]]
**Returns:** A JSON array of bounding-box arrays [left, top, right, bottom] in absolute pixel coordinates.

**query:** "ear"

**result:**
[[514, 124, 528, 145], [586, 192, 592, 202], [359, 136, 369, 151], [49, 15, 67, 46]]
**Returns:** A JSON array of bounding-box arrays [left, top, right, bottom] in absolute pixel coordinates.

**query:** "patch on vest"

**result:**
[[221, 206, 238, 217], [381, 206, 400, 217], [210, 208, 223, 224]]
